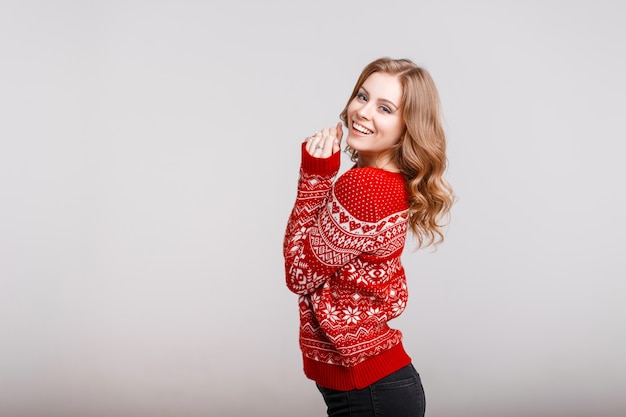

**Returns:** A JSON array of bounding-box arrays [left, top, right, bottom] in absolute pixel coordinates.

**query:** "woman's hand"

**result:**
[[304, 122, 343, 158]]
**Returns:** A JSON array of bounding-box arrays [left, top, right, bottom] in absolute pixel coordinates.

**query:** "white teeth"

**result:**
[[353, 122, 373, 134]]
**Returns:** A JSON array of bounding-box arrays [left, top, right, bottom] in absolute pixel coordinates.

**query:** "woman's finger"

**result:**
[[320, 129, 334, 155], [304, 127, 342, 158], [333, 122, 343, 153], [312, 142, 324, 155], [305, 131, 320, 155]]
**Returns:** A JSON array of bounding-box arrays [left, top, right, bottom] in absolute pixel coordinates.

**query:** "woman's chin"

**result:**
[[345, 136, 362, 150]]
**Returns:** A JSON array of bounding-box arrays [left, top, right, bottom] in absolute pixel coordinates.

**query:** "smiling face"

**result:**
[[345, 72, 406, 168]]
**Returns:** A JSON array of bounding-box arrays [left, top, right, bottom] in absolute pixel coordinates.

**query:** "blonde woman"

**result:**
[[284, 57, 454, 417]]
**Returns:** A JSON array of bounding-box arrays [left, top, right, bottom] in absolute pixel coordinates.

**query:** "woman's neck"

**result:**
[[357, 152, 400, 173]]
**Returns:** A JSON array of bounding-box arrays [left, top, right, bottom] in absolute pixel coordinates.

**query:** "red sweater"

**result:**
[[284, 143, 412, 390]]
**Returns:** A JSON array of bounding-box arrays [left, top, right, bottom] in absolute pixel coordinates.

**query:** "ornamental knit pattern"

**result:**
[[284, 143, 412, 391]]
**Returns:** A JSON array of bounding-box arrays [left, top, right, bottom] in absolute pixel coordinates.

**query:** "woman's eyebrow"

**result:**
[[360, 86, 399, 110]]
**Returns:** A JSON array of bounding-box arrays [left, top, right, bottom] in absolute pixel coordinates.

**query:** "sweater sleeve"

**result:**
[[283, 143, 340, 294], [284, 156, 405, 295]]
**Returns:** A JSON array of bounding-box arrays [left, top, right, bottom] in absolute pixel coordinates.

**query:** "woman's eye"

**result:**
[[380, 105, 391, 113], [356, 93, 367, 101]]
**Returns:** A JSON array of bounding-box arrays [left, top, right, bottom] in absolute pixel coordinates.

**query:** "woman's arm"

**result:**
[[283, 142, 340, 294], [284, 165, 406, 295]]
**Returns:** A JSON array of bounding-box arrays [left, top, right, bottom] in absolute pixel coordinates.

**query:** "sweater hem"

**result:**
[[303, 343, 412, 391]]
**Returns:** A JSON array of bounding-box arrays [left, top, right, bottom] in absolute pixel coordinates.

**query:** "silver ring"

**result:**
[[315, 145, 323, 149]]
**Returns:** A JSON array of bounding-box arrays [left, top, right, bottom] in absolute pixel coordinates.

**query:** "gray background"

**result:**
[[1, 1, 625, 416]]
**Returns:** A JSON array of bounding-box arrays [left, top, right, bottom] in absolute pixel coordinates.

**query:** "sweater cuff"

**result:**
[[300, 142, 340, 177]]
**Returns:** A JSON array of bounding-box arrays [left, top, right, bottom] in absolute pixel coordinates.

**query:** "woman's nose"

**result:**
[[357, 104, 372, 120]]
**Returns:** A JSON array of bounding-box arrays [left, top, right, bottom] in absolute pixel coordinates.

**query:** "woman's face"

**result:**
[[345, 72, 405, 166]]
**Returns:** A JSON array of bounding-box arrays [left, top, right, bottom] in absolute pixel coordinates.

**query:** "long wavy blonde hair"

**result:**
[[340, 57, 455, 248]]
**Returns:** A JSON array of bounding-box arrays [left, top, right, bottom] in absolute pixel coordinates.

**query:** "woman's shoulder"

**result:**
[[336, 166, 406, 192], [333, 167, 408, 222]]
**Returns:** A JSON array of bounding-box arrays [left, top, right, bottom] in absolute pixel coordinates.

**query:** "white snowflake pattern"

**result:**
[[310, 292, 321, 309], [391, 299, 406, 314], [367, 307, 381, 317], [324, 302, 340, 322], [342, 306, 361, 325]]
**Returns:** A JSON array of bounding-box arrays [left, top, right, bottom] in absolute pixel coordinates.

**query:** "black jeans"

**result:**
[[316, 364, 426, 417]]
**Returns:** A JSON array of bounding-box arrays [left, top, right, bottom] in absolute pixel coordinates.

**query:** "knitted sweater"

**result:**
[[283, 143, 412, 390]]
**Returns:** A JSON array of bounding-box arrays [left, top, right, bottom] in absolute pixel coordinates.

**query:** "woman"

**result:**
[[283, 57, 454, 417]]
